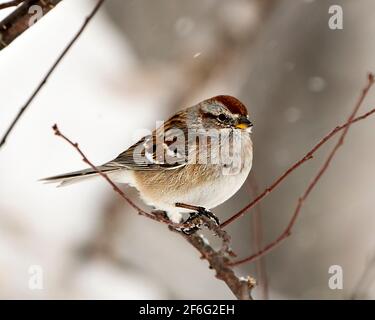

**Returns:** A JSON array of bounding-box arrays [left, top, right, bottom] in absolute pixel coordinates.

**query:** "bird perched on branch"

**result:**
[[42, 95, 253, 225]]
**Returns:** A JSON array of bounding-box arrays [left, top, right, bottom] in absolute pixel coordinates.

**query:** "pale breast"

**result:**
[[134, 133, 253, 211]]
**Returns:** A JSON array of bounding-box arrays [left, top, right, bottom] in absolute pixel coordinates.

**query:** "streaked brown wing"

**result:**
[[105, 112, 189, 171]]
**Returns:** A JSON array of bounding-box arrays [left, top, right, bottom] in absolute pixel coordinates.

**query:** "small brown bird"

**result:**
[[42, 95, 253, 224]]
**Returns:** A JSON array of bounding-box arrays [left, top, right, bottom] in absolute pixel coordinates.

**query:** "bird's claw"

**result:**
[[177, 207, 219, 235], [197, 207, 220, 226], [180, 225, 200, 235]]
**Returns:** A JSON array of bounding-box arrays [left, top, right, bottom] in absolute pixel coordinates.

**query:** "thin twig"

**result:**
[[52, 124, 254, 300], [229, 73, 375, 266], [222, 94, 375, 227], [0, 0, 62, 49], [52, 124, 157, 221], [51, 129, 195, 228], [171, 220, 255, 300], [0, 0, 104, 149]]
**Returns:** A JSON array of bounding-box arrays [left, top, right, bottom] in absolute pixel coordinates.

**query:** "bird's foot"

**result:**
[[196, 206, 220, 226], [178, 211, 202, 235], [177, 206, 220, 235]]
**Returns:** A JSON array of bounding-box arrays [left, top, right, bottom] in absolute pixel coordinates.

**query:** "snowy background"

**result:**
[[1, 0, 375, 299]]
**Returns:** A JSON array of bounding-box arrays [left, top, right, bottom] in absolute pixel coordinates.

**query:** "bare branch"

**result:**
[[52, 124, 158, 221], [175, 219, 255, 300], [0, 0, 24, 10], [52, 124, 254, 300], [0, 0, 62, 50], [4, 0, 374, 300], [0, 0, 105, 149], [51, 70, 375, 296], [222, 81, 375, 227], [229, 73, 375, 266]]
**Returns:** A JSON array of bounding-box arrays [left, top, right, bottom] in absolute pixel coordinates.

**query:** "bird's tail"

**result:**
[[40, 166, 119, 187]]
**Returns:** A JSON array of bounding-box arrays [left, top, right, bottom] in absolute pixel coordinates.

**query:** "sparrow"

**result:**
[[42, 95, 253, 224]]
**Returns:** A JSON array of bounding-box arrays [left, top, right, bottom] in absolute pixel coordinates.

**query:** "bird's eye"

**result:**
[[218, 113, 227, 122]]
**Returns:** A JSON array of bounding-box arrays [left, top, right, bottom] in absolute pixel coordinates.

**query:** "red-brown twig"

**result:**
[[0, 0, 104, 149], [0, 0, 62, 50], [174, 221, 255, 300], [0, 0, 24, 10], [52, 124, 254, 299], [229, 73, 375, 266], [52, 126, 203, 228], [222, 90, 375, 228], [53, 124, 161, 222]]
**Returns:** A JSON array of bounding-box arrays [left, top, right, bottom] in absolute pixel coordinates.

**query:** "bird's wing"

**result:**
[[105, 113, 190, 171]]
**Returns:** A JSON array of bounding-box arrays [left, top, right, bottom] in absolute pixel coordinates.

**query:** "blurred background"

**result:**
[[1, 0, 375, 299]]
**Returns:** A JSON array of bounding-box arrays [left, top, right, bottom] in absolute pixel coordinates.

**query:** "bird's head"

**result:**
[[199, 95, 253, 132]]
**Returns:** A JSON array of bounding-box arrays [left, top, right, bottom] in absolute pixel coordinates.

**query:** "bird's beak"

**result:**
[[235, 116, 253, 130]]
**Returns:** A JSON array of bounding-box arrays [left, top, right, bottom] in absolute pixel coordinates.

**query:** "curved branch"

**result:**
[[222, 77, 375, 228], [0, 0, 62, 50], [229, 73, 375, 266], [52, 123, 255, 300], [0, 0, 105, 149], [0, 0, 24, 10]]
